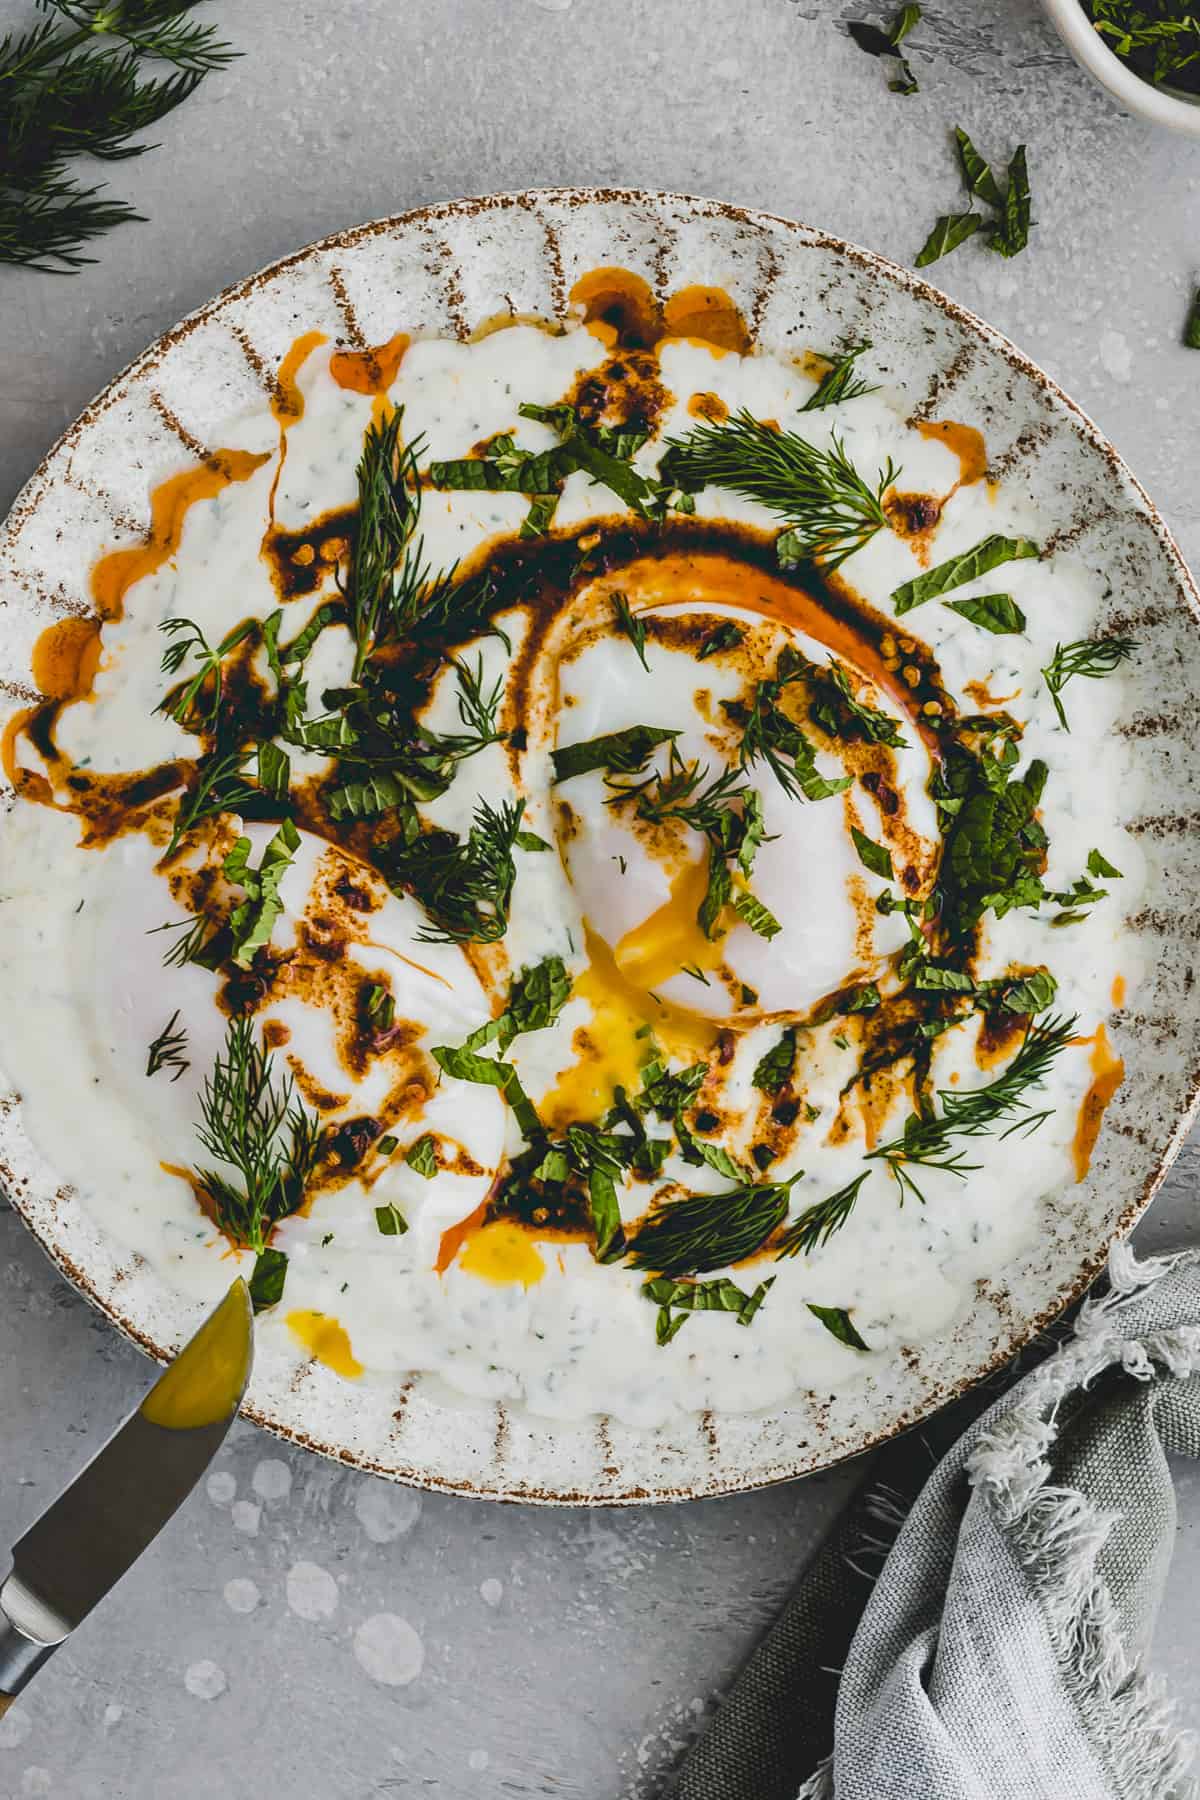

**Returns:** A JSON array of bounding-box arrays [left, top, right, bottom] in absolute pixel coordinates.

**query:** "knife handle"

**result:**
[[0, 1691, 15, 1717]]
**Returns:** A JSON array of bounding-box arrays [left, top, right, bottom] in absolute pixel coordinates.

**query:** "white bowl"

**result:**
[[1041, 0, 1200, 136], [4, 189, 1200, 1503]]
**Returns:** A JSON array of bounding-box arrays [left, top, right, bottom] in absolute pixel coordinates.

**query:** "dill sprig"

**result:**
[[2, 2, 238, 273], [344, 409, 474, 679], [386, 797, 524, 944], [194, 1013, 320, 1253], [776, 1172, 870, 1258], [163, 747, 258, 858], [449, 653, 505, 752], [346, 409, 421, 678], [802, 342, 876, 411], [626, 1169, 803, 1278], [145, 1007, 188, 1080], [156, 615, 255, 730], [1041, 636, 1138, 731], [607, 745, 750, 834], [868, 1012, 1077, 1203], [147, 912, 210, 966], [659, 410, 899, 571]]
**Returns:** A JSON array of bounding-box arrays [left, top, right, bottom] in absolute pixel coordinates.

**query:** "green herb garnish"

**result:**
[[935, 746, 1048, 936], [645, 1274, 774, 1345], [466, 955, 571, 1054], [697, 621, 745, 660], [991, 145, 1032, 258], [1, 0, 238, 274], [430, 410, 658, 520], [1086, 1, 1200, 90], [431, 1042, 541, 1140], [150, 914, 213, 969], [776, 1173, 870, 1257], [613, 592, 649, 670], [146, 1009, 188, 1081], [847, 6, 921, 94], [916, 131, 1033, 266], [946, 593, 1026, 635], [193, 1014, 321, 1253], [405, 1137, 438, 1177], [552, 725, 679, 784], [809, 660, 906, 749], [659, 411, 898, 571], [891, 535, 1039, 615], [752, 1028, 797, 1095], [1186, 286, 1200, 350], [1088, 848, 1123, 879], [256, 740, 290, 800], [364, 983, 395, 1031], [638, 1058, 709, 1121], [868, 1012, 1077, 1203], [955, 125, 1004, 206], [732, 888, 781, 940], [164, 748, 260, 859], [808, 1304, 870, 1350], [386, 798, 524, 945], [248, 1247, 288, 1312], [626, 1169, 803, 1278], [224, 819, 299, 968], [802, 342, 876, 410], [375, 1201, 408, 1235], [736, 648, 855, 800], [914, 212, 981, 268], [851, 826, 894, 880], [157, 617, 255, 730], [1041, 636, 1138, 730]]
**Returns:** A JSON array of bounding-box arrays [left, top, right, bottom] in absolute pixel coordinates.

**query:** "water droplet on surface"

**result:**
[[480, 1578, 503, 1608], [353, 1478, 421, 1543], [231, 1500, 261, 1535], [205, 1471, 236, 1506], [251, 1458, 292, 1502], [286, 1560, 338, 1621], [184, 1659, 227, 1701], [223, 1577, 261, 1615], [353, 1613, 424, 1686]]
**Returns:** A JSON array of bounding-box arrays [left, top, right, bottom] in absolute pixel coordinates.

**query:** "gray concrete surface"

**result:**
[[1, 0, 1199, 1793]]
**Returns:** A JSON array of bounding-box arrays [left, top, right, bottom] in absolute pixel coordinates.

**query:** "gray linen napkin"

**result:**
[[670, 1246, 1200, 1800]]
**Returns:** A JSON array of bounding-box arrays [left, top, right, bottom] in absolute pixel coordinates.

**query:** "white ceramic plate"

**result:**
[[2, 188, 1198, 1502]]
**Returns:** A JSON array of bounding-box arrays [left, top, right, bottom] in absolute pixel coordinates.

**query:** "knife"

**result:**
[[0, 1278, 253, 1714]]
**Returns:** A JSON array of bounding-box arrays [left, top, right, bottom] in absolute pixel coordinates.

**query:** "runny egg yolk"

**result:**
[[459, 1221, 546, 1287], [612, 859, 723, 991], [286, 1310, 364, 1378], [540, 896, 721, 1132]]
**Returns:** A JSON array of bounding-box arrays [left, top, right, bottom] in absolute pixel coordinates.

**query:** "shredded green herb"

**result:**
[[645, 1274, 774, 1345], [891, 535, 1039, 615]]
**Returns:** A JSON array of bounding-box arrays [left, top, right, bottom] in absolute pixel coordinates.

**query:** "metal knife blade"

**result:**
[[0, 1278, 253, 1697]]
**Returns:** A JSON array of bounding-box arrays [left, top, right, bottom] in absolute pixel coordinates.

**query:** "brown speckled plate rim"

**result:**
[[3, 185, 1199, 1505]]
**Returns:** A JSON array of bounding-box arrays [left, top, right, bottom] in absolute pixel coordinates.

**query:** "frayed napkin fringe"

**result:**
[[965, 1243, 1198, 1800], [798, 1246, 1200, 1800]]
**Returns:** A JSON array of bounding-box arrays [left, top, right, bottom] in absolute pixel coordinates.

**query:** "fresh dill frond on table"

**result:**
[[1, 1, 238, 273]]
